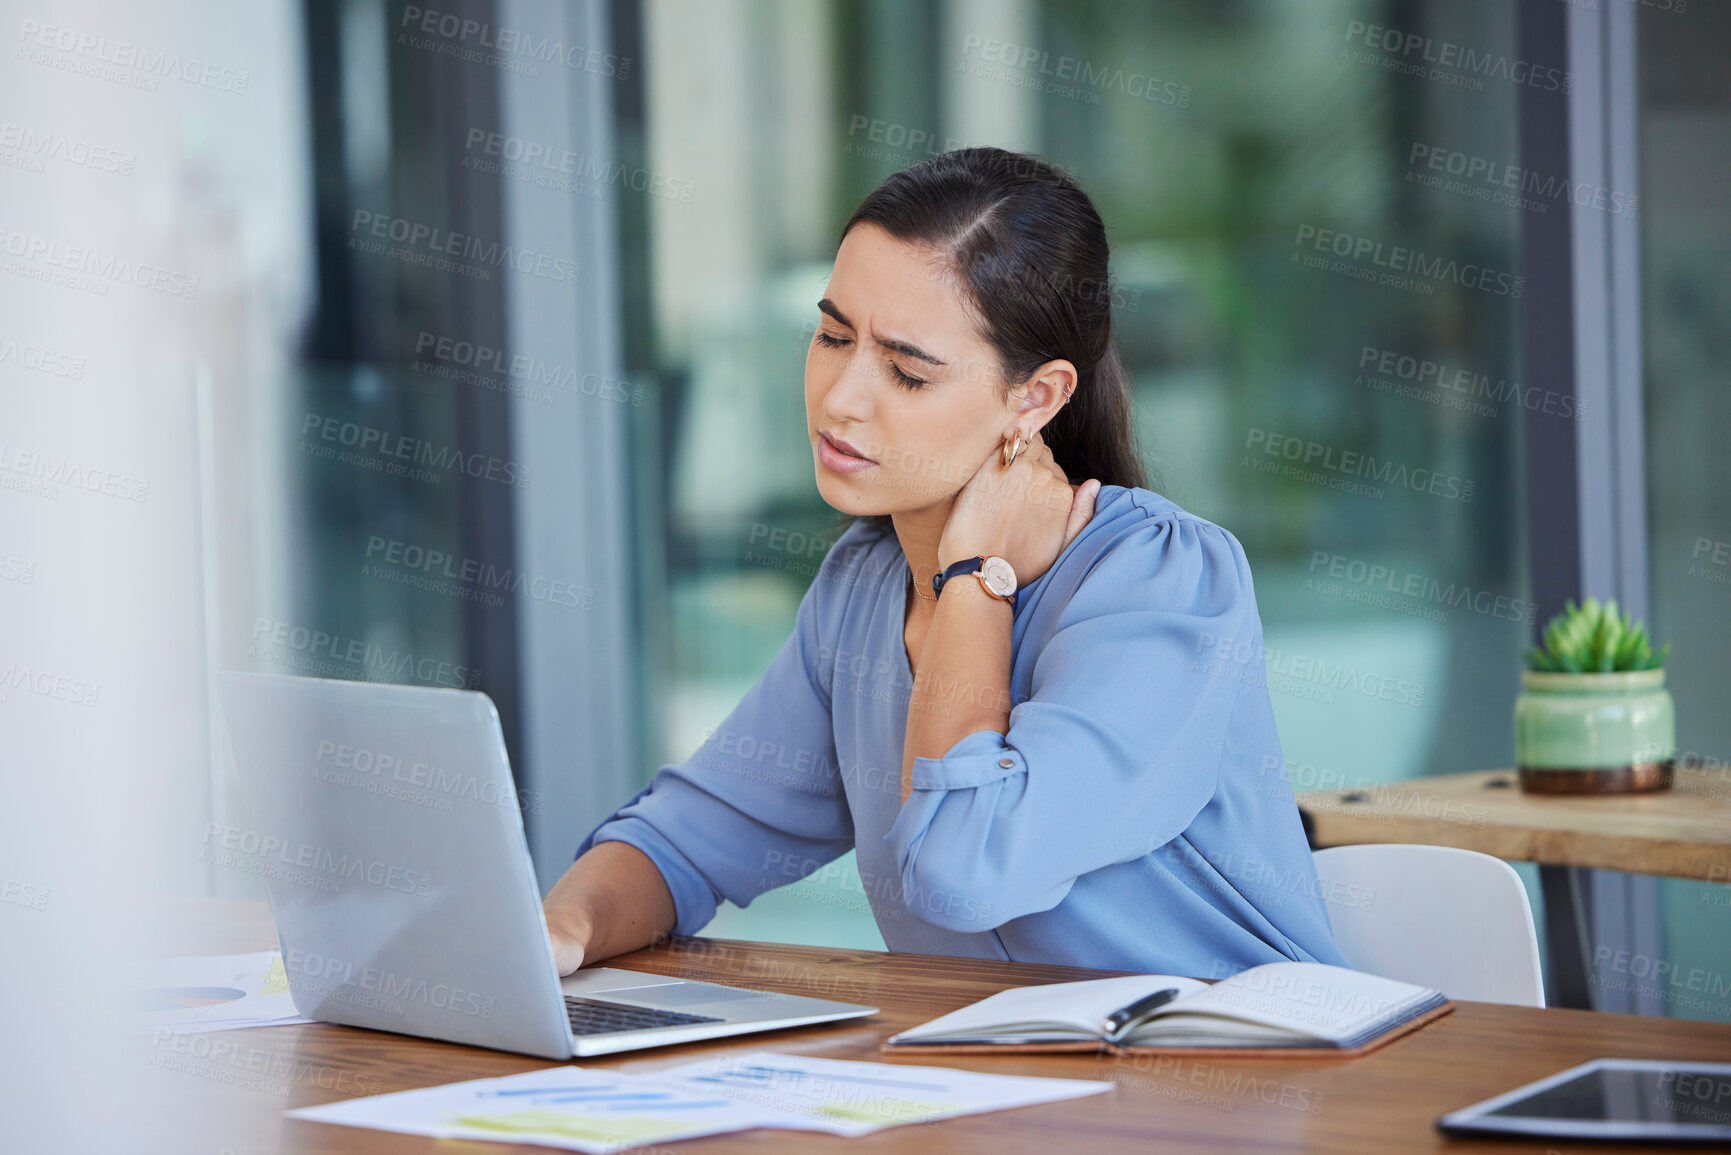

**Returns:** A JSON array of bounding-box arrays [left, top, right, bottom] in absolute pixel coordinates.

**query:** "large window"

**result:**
[[182, 0, 1726, 1017], [1637, 0, 1731, 1026], [629, 0, 1533, 949]]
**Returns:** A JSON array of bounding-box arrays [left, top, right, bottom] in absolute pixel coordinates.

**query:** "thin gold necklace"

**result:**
[[908, 566, 936, 602]]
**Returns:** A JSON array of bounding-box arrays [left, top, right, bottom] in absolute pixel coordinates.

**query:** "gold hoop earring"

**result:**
[[1000, 428, 1026, 469]]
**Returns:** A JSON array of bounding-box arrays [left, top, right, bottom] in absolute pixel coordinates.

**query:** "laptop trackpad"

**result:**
[[617, 981, 775, 1008]]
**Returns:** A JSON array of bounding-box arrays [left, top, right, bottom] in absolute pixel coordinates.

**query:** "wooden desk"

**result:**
[[149, 904, 1731, 1154], [1296, 762, 1731, 881]]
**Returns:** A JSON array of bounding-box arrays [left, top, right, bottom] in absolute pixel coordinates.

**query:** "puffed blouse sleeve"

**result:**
[[574, 534, 866, 936], [882, 513, 1256, 932]]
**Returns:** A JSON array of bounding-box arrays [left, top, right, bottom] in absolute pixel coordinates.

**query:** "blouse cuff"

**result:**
[[907, 727, 1024, 791], [588, 818, 720, 938]]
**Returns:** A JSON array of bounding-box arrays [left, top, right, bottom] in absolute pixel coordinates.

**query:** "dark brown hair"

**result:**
[[827, 147, 1145, 540]]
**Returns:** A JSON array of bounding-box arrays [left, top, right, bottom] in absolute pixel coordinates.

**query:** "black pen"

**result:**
[[1101, 987, 1182, 1040]]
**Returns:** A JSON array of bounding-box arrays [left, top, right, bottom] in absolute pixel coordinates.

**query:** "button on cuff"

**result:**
[[909, 728, 1024, 792]]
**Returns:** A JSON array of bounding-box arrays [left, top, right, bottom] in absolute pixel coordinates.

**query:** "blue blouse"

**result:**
[[576, 485, 1347, 977]]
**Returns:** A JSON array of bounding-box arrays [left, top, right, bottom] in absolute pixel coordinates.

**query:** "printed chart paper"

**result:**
[[131, 950, 312, 1033], [288, 1066, 810, 1152], [286, 1051, 1113, 1152], [654, 1050, 1114, 1136]]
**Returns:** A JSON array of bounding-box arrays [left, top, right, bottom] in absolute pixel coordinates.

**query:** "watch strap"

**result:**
[[932, 556, 985, 598], [933, 556, 1017, 610]]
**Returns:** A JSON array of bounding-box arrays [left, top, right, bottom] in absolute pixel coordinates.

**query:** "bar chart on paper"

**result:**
[[291, 1068, 782, 1151], [286, 1051, 1114, 1152]]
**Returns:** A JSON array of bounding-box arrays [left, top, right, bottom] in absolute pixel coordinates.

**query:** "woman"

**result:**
[[543, 147, 1346, 976]]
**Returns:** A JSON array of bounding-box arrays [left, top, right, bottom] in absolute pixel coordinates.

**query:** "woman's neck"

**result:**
[[890, 499, 952, 596]]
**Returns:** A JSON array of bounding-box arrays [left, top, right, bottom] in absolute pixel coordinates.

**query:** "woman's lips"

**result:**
[[817, 431, 877, 474]]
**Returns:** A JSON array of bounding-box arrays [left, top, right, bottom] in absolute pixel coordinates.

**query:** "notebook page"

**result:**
[[1124, 1014, 1315, 1047], [890, 975, 1208, 1043], [1141, 962, 1437, 1045]]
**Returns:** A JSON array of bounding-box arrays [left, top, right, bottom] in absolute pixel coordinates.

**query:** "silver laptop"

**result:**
[[218, 671, 876, 1059]]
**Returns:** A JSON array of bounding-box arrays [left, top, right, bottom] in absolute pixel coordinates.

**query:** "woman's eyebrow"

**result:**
[[817, 297, 948, 367], [817, 298, 853, 328]]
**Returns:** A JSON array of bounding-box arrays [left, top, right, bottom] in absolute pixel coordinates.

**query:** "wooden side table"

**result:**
[[1297, 759, 1731, 1009]]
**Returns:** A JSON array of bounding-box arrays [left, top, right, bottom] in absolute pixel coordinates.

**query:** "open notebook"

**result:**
[[885, 962, 1451, 1057]]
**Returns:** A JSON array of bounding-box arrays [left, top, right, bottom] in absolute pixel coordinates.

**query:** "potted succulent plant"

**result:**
[[1515, 597, 1674, 794]]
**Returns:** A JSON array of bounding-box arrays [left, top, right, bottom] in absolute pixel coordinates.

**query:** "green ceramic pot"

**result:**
[[1513, 668, 1675, 794]]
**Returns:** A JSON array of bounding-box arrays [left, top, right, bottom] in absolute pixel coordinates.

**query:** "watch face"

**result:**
[[979, 556, 1017, 597]]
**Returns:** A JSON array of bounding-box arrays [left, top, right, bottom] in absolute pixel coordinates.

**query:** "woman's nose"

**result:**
[[821, 357, 878, 423]]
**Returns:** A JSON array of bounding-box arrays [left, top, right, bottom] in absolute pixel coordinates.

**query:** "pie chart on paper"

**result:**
[[133, 986, 249, 1011], [131, 951, 312, 1030]]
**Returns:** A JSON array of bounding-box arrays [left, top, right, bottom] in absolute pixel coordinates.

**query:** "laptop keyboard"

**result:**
[[564, 995, 725, 1036]]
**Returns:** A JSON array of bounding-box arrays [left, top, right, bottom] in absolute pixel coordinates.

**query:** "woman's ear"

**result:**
[[1009, 358, 1079, 436]]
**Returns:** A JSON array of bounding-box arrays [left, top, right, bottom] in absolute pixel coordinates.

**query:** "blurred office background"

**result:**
[[4, 0, 1727, 1040]]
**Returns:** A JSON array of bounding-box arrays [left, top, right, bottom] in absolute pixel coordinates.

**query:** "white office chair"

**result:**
[[1311, 844, 1545, 1007]]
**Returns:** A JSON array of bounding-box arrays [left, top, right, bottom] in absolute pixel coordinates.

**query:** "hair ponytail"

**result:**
[[1040, 335, 1144, 492]]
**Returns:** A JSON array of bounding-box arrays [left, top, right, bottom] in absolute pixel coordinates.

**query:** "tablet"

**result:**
[[1437, 1059, 1731, 1143]]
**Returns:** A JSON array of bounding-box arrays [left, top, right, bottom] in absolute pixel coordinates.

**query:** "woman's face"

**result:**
[[804, 222, 1066, 516]]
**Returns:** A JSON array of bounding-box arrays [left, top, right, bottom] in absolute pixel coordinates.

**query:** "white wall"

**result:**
[[0, 0, 310, 1146]]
